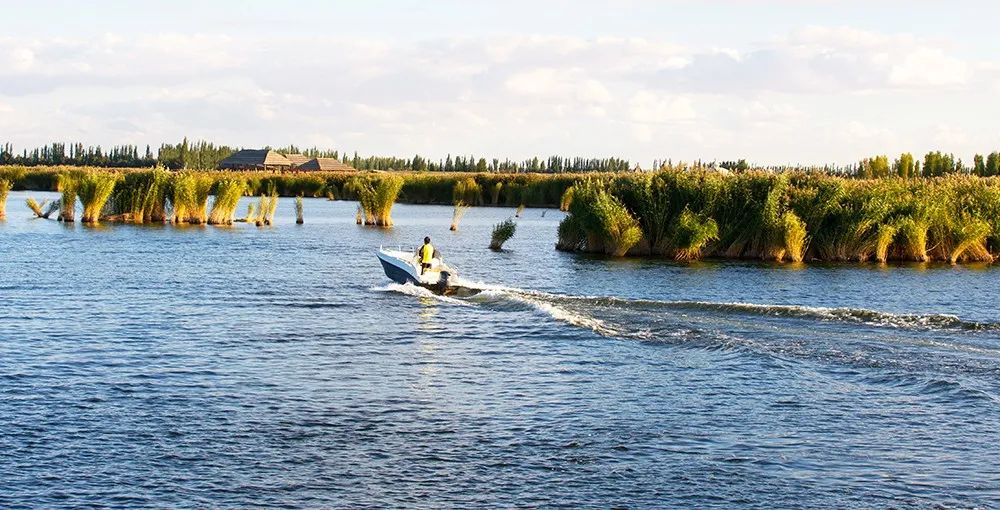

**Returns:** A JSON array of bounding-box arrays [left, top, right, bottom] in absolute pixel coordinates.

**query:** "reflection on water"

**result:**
[[0, 191, 998, 508]]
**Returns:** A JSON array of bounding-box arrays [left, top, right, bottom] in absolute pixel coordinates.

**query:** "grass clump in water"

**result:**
[[490, 218, 517, 250], [558, 179, 642, 256], [266, 191, 279, 225], [113, 169, 170, 223], [0, 179, 10, 220], [57, 173, 78, 222], [77, 173, 119, 223], [781, 211, 808, 263], [170, 172, 214, 224], [450, 201, 469, 231], [207, 179, 245, 225], [948, 216, 992, 264], [351, 175, 404, 227], [672, 208, 719, 261], [25, 197, 49, 218], [250, 187, 279, 226]]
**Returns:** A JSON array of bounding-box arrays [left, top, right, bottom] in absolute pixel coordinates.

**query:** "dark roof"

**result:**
[[218, 149, 292, 169], [296, 158, 356, 172]]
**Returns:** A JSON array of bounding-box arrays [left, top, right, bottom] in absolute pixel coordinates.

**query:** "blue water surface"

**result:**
[[1, 192, 998, 508]]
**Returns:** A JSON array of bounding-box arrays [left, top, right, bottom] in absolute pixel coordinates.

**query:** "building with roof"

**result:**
[[296, 158, 356, 172], [217, 149, 292, 170], [284, 154, 310, 167]]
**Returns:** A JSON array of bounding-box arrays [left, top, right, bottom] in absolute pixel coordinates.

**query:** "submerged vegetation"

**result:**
[[490, 218, 517, 251], [557, 170, 1000, 263]]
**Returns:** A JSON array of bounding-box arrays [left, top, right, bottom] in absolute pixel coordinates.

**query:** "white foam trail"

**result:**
[[484, 289, 622, 336], [376, 276, 629, 338], [370, 283, 473, 306]]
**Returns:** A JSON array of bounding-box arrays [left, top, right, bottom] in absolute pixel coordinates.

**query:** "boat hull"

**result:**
[[378, 253, 420, 285], [377, 248, 463, 294]]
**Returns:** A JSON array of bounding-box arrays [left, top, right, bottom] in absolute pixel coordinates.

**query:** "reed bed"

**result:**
[[207, 179, 245, 225], [558, 170, 1000, 262], [8, 166, 1000, 265], [490, 218, 517, 250], [0, 179, 10, 220], [0, 166, 580, 208]]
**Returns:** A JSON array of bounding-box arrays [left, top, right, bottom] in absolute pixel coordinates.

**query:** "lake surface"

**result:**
[[1, 191, 998, 509]]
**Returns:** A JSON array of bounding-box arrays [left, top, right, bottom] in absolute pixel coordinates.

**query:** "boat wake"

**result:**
[[375, 279, 1000, 399], [376, 279, 1000, 337]]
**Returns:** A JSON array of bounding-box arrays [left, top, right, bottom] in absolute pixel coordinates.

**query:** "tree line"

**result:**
[[3, 139, 999, 177], [856, 151, 1000, 178], [0, 142, 157, 168], [1, 139, 633, 173]]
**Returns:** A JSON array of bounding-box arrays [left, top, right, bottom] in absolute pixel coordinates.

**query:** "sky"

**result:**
[[2, 0, 999, 166]]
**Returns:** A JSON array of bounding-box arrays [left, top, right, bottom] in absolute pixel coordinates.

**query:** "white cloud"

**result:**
[[628, 91, 697, 124], [889, 48, 969, 87], [0, 26, 995, 165]]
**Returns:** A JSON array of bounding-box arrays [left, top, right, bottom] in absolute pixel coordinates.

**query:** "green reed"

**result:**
[[56, 172, 79, 222], [111, 169, 170, 223], [77, 173, 119, 223], [349, 175, 404, 227], [170, 172, 215, 224], [490, 218, 517, 251], [207, 179, 245, 225], [558, 170, 1000, 263]]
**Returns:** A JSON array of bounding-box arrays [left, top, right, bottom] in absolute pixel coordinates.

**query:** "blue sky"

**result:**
[[2, 0, 998, 166]]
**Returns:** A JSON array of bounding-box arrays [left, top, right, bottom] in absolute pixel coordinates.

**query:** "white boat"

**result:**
[[376, 246, 458, 292]]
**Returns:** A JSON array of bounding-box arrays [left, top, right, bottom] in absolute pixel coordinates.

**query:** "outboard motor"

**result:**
[[436, 271, 453, 294]]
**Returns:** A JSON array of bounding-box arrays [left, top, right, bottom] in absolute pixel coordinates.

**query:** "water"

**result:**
[[2, 191, 998, 509]]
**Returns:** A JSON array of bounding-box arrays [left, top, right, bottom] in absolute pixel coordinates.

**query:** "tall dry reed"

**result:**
[[0, 179, 10, 220]]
